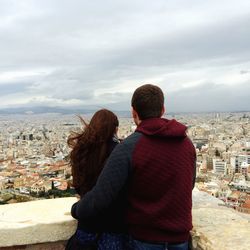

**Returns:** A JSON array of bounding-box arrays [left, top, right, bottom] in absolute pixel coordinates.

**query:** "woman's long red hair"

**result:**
[[68, 109, 119, 196]]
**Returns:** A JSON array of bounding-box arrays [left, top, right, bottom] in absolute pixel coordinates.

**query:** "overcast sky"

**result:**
[[0, 0, 250, 112]]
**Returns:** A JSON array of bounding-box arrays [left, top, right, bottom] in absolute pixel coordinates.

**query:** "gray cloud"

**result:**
[[0, 82, 31, 96], [0, 0, 250, 111], [166, 81, 250, 112], [240, 70, 250, 75]]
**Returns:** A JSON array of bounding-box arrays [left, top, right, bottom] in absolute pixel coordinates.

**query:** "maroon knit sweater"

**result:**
[[126, 118, 196, 243]]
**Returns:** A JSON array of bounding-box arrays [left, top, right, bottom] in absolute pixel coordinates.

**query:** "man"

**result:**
[[71, 84, 196, 250]]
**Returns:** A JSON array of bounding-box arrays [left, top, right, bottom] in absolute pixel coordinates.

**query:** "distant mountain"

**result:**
[[0, 106, 95, 115], [2, 106, 247, 117], [0, 106, 132, 117]]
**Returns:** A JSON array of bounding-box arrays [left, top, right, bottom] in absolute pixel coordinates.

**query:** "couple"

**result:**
[[66, 84, 196, 250]]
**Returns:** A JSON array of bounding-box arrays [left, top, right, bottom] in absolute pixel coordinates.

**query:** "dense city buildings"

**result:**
[[0, 112, 250, 213], [184, 112, 250, 213], [0, 113, 135, 204]]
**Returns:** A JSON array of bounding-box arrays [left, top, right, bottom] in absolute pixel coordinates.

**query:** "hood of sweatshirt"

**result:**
[[136, 118, 187, 137]]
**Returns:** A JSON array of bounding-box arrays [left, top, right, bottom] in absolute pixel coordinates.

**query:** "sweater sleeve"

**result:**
[[71, 142, 131, 220]]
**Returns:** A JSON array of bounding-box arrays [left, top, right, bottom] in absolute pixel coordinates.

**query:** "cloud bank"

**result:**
[[0, 0, 250, 112]]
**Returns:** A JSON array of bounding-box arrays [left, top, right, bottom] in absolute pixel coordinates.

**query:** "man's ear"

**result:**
[[132, 107, 137, 119], [132, 107, 141, 125]]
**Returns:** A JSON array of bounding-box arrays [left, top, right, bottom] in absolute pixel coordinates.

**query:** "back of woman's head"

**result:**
[[68, 109, 119, 196], [87, 109, 119, 144]]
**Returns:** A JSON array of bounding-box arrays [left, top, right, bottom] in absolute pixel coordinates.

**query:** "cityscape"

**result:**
[[0, 112, 250, 214], [0, 113, 135, 203], [1, 1, 250, 249]]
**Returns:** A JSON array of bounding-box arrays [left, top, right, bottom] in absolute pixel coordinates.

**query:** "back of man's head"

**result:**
[[131, 84, 164, 120]]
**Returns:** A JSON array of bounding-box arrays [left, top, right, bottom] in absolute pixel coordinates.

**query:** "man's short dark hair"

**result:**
[[131, 84, 164, 120]]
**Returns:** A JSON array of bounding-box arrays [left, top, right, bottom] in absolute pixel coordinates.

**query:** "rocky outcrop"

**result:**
[[191, 188, 250, 250]]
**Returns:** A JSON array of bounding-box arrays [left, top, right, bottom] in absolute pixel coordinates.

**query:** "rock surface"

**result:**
[[192, 188, 250, 250], [0, 191, 250, 249], [0, 198, 77, 247]]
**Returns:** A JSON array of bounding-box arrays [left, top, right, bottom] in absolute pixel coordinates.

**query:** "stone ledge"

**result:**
[[0, 241, 66, 250], [191, 188, 250, 250], [0, 198, 77, 247], [0, 191, 250, 250]]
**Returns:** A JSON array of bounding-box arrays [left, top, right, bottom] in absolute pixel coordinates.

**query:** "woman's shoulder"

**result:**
[[112, 135, 120, 144], [108, 137, 120, 153]]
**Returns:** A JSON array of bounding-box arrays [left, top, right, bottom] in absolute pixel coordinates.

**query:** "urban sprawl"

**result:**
[[0, 112, 249, 214]]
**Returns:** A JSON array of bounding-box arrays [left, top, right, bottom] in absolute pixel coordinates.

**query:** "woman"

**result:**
[[66, 109, 128, 250]]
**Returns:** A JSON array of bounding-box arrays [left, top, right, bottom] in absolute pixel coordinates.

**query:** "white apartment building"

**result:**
[[240, 162, 249, 179], [213, 159, 227, 175], [231, 155, 250, 173]]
